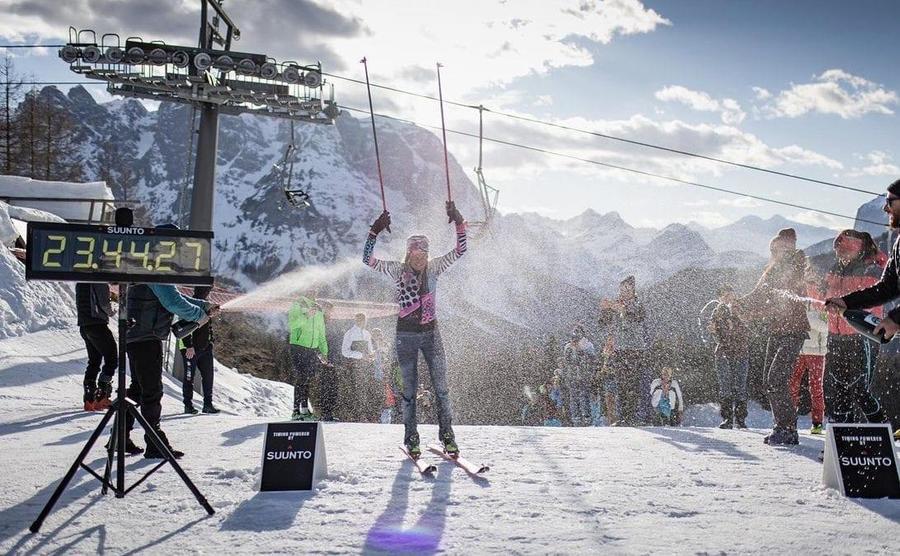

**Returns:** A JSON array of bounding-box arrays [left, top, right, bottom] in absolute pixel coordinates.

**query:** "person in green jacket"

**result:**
[[288, 291, 329, 420]]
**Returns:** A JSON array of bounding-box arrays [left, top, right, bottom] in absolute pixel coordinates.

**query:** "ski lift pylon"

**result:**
[[468, 104, 499, 240]]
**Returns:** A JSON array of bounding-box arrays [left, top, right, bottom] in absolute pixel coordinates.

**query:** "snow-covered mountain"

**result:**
[[855, 194, 888, 238], [28, 85, 870, 334], [690, 214, 839, 256]]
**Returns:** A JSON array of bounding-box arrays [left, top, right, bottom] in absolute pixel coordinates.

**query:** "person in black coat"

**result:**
[[178, 286, 219, 415], [75, 283, 117, 411]]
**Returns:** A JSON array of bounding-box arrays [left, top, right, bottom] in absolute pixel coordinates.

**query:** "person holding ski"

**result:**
[[740, 228, 811, 446], [821, 230, 887, 425], [362, 202, 466, 457], [708, 284, 751, 429], [287, 290, 329, 421], [75, 282, 117, 412]]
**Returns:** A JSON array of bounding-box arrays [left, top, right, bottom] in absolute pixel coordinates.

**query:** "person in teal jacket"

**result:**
[[288, 292, 329, 420]]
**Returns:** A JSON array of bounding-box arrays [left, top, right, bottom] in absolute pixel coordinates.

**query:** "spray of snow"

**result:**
[[221, 258, 360, 313]]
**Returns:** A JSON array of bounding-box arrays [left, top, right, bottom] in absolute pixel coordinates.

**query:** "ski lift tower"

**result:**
[[57, 0, 339, 231]]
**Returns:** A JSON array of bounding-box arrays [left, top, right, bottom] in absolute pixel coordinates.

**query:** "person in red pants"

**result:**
[[789, 310, 827, 434]]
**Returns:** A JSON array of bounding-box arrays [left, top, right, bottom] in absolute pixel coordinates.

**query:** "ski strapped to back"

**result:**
[[428, 445, 490, 475], [399, 445, 436, 475]]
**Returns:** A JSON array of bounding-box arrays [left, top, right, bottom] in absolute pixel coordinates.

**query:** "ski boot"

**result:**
[[291, 405, 316, 422], [718, 398, 733, 429], [83, 382, 96, 411], [404, 434, 422, 459], [764, 428, 799, 446], [105, 435, 144, 456], [441, 432, 459, 457], [184, 404, 199, 415], [94, 376, 113, 410], [809, 423, 825, 435], [144, 429, 184, 459], [202, 404, 220, 414]]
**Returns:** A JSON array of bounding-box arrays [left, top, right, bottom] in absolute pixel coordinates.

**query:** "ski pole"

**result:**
[[361, 57, 389, 218], [436, 62, 452, 203]]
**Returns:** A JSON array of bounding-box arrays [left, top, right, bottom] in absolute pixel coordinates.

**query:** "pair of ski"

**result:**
[[399, 445, 490, 476]]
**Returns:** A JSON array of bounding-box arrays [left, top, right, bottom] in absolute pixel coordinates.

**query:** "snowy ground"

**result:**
[[1, 327, 898, 555]]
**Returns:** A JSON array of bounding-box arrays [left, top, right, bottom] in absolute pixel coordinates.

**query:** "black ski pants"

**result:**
[[79, 323, 117, 386], [125, 340, 165, 431], [291, 345, 320, 410], [825, 334, 883, 423], [180, 346, 214, 407]]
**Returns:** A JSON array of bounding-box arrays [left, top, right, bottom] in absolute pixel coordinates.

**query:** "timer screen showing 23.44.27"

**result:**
[[28, 228, 211, 279]]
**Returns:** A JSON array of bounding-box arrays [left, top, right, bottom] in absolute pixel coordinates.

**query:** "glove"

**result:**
[[446, 201, 463, 225], [370, 210, 391, 234]]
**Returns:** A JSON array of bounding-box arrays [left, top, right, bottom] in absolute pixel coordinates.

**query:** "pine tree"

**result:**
[[0, 56, 22, 175]]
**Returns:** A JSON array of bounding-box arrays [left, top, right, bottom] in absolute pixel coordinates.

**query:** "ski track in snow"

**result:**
[[0, 328, 898, 555]]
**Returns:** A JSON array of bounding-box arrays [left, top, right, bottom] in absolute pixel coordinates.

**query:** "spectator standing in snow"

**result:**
[[821, 230, 887, 425], [740, 228, 811, 446], [562, 324, 596, 426], [597, 335, 619, 426], [75, 283, 117, 412], [371, 327, 400, 424], [540, 371, 565, 426], [287, 291, 329, 421], [650, 367, 684, 426], [341, 312, 375, 421], [708, 284, 751, 429], [126, 269, 216, 459], [600, 275, 650, 426], [788, 308, 827, 434], [177, 285, 219, 415]]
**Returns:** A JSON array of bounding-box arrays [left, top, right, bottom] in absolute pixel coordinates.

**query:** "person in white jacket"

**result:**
[[650, 367, 684, 426], [341, 313, 374, 421]]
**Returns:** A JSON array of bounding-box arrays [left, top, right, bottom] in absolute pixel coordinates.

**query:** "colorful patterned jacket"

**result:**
[[363, 223, 467, 327]]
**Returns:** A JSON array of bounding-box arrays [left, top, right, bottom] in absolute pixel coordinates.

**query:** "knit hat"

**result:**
[[406, 235, 429, 253], [620, 275, 636, 287], [769, 228, 796, 249]]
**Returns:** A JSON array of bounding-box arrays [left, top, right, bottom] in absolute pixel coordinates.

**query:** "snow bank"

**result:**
[[0, 246, 75, 339], [0, 327, 898, 553], [0, 175, 113, 222]]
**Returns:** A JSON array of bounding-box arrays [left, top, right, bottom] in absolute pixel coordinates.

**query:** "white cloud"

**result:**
[[533, 95, 554, 107], [790, 210, 852, 231], [451, 111, 844, 186], [848, 150, 900, 177], [655, 85, 746, 124], [762, 69, 898, 119], [718, 197, 763, 208], [752, 86, 771, 100]]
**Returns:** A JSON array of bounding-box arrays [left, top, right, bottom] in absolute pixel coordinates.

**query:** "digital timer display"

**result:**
[[26, 222, 214, 285]]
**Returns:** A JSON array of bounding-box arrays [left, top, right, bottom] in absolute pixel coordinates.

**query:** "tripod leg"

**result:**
[[101, 403, 119, 496], [128, 406, 214, 515], [29, 407, 117, 533]]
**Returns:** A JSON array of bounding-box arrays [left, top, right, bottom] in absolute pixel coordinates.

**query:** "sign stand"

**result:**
[[28, 208, 214, 532], [259, 422, 327, 491], [822, 422, 900, 499]]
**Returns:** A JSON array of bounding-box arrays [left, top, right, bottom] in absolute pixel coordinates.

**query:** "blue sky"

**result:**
[[1, 0, 897, 230]]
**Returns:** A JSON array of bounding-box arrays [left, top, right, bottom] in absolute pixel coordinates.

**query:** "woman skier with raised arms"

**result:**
[[362, 201, 467, 458]]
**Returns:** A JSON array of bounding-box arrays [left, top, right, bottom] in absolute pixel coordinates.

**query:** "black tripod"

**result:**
[[29, 281, 214, 533]]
